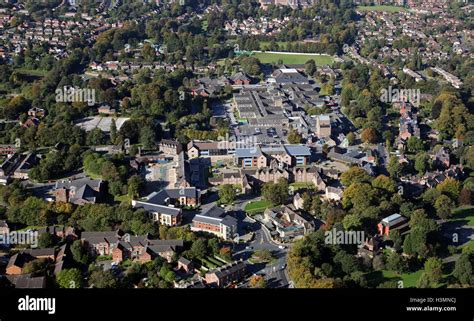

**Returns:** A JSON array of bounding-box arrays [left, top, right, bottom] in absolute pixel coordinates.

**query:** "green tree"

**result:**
[[89, 269, 118, 288], [304, 59, 316, 77], [71, 240, 92, 265], [346, 132, 356, 145], [57, 268, 83, 288], [387, 156, 402, 178], [414, 152, 430, 175], [127, 175, 145, 199], [436, 178, 461, 202], [340, 166, 371, 187], [38, 233, 54, 248], [342, 214, 361, 230], [262, 178, 288, 205], [424, 257, 443, 284], [406, 136, 425, 153], [218, 184, 236, 205], [287, 129, 302, 144], [434, 194, 454, 220], [453, 252, 473, 285], [190, 239, 207, 259]]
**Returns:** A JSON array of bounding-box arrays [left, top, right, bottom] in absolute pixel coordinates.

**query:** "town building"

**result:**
[[132, 187, 201, 226], [377, 214, 409, 236], [54, 178, 104, 205], [205, 260, 246, 287], [191, 206, 238, 240]]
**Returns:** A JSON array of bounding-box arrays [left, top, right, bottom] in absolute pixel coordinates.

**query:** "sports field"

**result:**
[[357, 5, 407, 13], [252, 52, 333, 65]]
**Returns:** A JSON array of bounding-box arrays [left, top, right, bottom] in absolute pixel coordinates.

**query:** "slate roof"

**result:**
[[5, 275, 46, 288]]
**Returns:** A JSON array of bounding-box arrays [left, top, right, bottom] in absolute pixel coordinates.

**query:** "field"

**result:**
[[252, 52, 334, 66], [244, 199, 273, 214], [449, 206, 474, 250], [366, 270, 423, 288], [14, 68, 48, 77], [450, 206, 474, 226], [259, 41, 290, 50], [357, 5, 407, 13], [290, 182, 315, 191]]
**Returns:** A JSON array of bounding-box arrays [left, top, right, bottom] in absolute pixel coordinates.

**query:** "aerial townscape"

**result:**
[[0, 0, 472, 294]]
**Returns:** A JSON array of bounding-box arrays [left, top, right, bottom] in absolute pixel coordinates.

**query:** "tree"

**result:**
[[140, 125, 156, 149], [453, 252, 473, 285], [305, 59, 316, 77], [89, 269, 118, 288], [127, 175, 145, 199], [386, 252, 405, 274], [71, 240, 92, 265], [253, 249, 273, 262], [340, 166, 371, 186], [414, 152, 430, 175], [23, 259, 49, 276], [372, 175, 396, 193], [342, 214, 361, 230], [434, 194, 454, 220], [459, 188, 471, 206], [387, 156, 402, 178], [57, 268, 83, 288], [288, 129, 302, 144], [361, 128, 377, 143], [406, 136, 424, 153], [424, 257, 443, 284], [347, 132, 356, 145], [436, 178, 461, 202], [417, 272, 432, 288], [262, 178, 288, 205], [389, 230, 403, 252], [219, 184, 236, 205], [110, 119, 117, 144], [190, 239, 207, 259], [38, 233, 54, 248], [249, 275, 266, 288]]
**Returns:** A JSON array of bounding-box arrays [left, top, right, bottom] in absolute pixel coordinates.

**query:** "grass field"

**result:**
[[382, 270, 423, 288], [252, 52, 334, 66], [450, 206, 474, 226], [366, 269, 423, 288], [259, 41, 290, 50], [357, 5, 407, 13], [449, 206, 474, 250], [245, 199, 273, 214], [14, 68, 48, 77], [114, 194, 132, 203], [290, 182, 315, 190]]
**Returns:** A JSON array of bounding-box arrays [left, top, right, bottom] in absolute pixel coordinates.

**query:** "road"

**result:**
[[231, 197, 291, 288]]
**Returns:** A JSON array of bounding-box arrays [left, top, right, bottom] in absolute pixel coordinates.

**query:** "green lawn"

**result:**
[[259, 41, 290, 50], [252, 52, 334, 66], [382, 270, 423, 288], [115, 194, 132, 203], [290, 182, 315, 190], [14, 68, 48, 77], [366, 269, 422, 288], [244, 199, 273, 214], [357, 5, 407, 13], [450, 206, 474, 226]]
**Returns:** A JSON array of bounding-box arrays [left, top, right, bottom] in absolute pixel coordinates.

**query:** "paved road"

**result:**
[[231, 197, 291, 288]]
